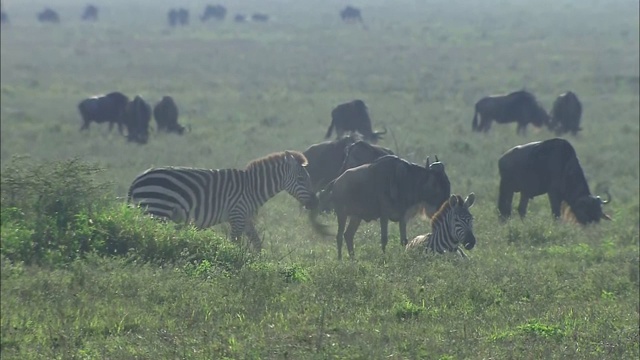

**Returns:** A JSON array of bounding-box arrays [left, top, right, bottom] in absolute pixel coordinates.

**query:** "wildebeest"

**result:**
[[549, 91, 583, 136], [124, 96, 152, 144], [201, 4, 226, 21], [38, 8, 60, 23], [81, 5, 98, 21], [497, 138, 612, 224], [1, 10, 8, 25], [168, 8, 189, 27], [251, 13, 269, 22], [309, 155, 451, 259], [340, 6, 362, 23], [78, 92, 129, 134], [406, 193, 476, 258], [303, 135, 359, 193], [339, 140, 395, 174], [234, 14, 247, 23], [325, 100, 387, 143], [153, 96, 188, 135], [472, 90, 549, 135]]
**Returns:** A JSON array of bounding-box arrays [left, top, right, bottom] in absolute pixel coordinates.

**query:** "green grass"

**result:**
[[1, 0, 639, 358]]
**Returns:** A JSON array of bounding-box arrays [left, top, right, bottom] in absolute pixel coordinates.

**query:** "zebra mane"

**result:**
[[245, 150, 308, 169], [430, 195, 464, 227]]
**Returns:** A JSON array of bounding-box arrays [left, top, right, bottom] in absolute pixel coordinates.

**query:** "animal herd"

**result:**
[[78, 92, 189, 144], [0, 4, 364, 27], [126, 95, 611, 260]]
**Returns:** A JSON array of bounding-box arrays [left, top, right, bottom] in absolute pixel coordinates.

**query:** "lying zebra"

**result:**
[[406, 193, 476, 258], [128, 150, 324, 251]]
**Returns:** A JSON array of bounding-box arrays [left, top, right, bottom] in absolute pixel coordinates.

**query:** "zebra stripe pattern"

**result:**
[[406, 193, 476, 258], [127, 150, 318, 250]]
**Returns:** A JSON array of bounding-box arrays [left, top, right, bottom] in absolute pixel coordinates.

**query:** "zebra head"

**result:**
[[282, 151, 319, 210], [446, 193, 476, 251]]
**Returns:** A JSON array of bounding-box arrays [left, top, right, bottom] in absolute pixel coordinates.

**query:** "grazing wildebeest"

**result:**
[[128, 151, 322, 251], [168, 9, 179, 27], [201, 4, 226, 21], [472, 90, 549, 135], [169, 8, 189, 27], [153, 96, 188, 135], [124, 95, 152, 144], [549, 91, 583, 136], [309, 155, 451, 259], [1, 10, 9, 25], [234, 14, 247, 23], [38, 8, 60, 23], [340, 6, 362, 23], [325, 100, 387, 143], [81, 4, 98, 21], [498, 138, 612, 224], [251, 13, 269, 22], [406, 193, 476, 258], [78, 92, 129, 134]]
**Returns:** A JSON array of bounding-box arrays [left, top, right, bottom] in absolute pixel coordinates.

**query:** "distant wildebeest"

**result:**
[[37, 8, 60, 23], [81, 4, 98, 22], [498, 138, 612, 224], [472, 90, 549, 135], [124, 95, 152, 144], [1, 10, 9, 25], [168, 8, 189, 27], [406, 193, 476, 258], [325, 100, 387, 143], [201, 4, 226, 21], [251, 13, 269, 22], [340, 6, 362, 23], [549, 91, 582, 136], [234, 14, 247, 23], [78, 92, 129, 134], [153, 96, 188, 135], [309, 155, 451, 259], [128, 151, 323, 251]]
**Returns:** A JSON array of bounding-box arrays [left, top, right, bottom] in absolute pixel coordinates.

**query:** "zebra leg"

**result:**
[[336, 212, 347, 260], [244, 220, 263, 252], [344, 216, 362, 260], [229, 218, 246, 245]]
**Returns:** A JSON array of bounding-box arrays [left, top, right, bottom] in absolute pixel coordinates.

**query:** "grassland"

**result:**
[[1, 0, 639, 358]]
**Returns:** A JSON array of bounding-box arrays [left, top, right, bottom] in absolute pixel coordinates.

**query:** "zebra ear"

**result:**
[[464, 193, 476, 208], [449, 194, 458, 207]]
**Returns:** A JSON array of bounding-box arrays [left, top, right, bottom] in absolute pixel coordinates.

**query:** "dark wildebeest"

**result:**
[[201, 4, 226, 21], [78, 92, 129, 134], [169, 8, 189, 27], [251, 13, 269, 22], [498, 138, 612, 224], [153, 96, 188, 135], [81, 5, 98, 22], [234, 14, 247, 23], [472, 90, 549, 135], [549, 91, 583, 136], [1, 10, 9, 25], [340, 6, 362, 23], [325, 100, 387, 143], [38, 8, 60, 23], [310, 155, 451, 259], [124, 96, 152, 144]]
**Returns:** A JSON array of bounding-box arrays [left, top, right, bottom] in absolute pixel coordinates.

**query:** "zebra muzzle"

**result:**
[[304, 196, 319, 210], [463, 233, 476, 250]]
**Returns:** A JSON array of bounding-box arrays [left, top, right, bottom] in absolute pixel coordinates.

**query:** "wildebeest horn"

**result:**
[[375, 126, 388, 135], [435, 155, 439, 162], [425, 156, 430, 168], [600, 189, 611, 205]]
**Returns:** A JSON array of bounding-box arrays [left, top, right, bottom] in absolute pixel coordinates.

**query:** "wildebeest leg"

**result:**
[[108, 121, 115, 132], [547, 192, 562, 219], [244, 219, 262, 252], [336, 213, 347, 260], [80, 119, 90, 131], [497, 180, 514, 221], [482, 118, 492, 133], [380, 217, 389, 251], [117, 121, 125, 135], [398, 219, 408, 247], [344, 217, 362, 259], [517, 195, 529, 218], [516, 122, 527, 136]]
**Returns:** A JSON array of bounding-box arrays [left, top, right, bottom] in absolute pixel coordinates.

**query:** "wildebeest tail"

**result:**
[[324, 121, 334, 139]]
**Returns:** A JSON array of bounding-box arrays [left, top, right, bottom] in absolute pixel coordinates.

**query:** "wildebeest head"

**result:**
[[281, 151, 319, 210], [518, 91, 550, 128], [570, 191, 612, 224]]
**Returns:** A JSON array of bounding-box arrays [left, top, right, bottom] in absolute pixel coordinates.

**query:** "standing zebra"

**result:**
[[127, 151, 320, 251], [406, 193, 476, 258]]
